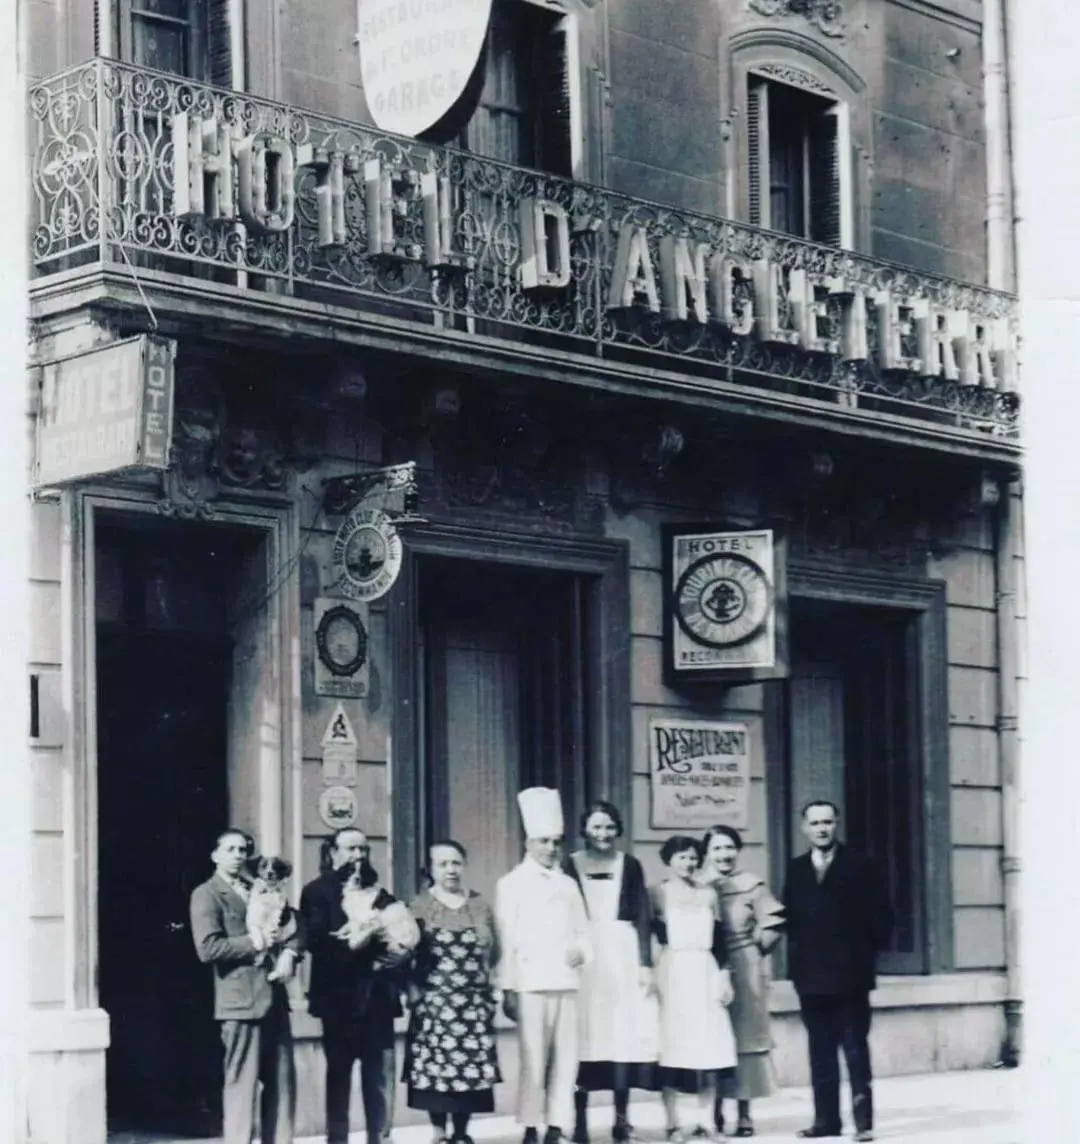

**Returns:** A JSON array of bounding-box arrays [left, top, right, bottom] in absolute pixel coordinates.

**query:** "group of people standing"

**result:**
[[189, 790, 890, 1144]]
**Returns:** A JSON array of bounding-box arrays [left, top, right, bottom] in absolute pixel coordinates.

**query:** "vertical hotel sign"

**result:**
[[663, 525, 788, 684], [35, 335, 176, 488]]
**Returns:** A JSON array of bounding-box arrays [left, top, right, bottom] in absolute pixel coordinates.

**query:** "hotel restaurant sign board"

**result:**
[[663, 526, 788, 685], [357, 0, 493, 137], [34, 335, 176, 489], [650, 718, 751, 831], [168, 113, 1015, 393]]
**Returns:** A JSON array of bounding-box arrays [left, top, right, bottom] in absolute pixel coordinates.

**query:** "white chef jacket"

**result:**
[[494, 856, 592, 993]]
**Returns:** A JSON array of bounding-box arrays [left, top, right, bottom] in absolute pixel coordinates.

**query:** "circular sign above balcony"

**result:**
[[357, 0, 493, 138]]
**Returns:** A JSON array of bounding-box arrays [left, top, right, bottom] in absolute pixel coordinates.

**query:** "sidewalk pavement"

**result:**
[[118, 1068, 1020, 1144], [341, 1067, 1021, 1144]]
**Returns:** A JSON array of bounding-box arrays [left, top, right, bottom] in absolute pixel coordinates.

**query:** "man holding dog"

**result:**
[[189, 828, 305, 1144], [300, 827, 420, 1144]]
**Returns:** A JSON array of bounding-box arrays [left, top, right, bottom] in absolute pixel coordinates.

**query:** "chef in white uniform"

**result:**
[[496, 788, 593, 1144]]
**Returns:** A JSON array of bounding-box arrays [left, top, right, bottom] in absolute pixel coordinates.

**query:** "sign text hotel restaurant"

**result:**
[[169, 112, 1015, 388]]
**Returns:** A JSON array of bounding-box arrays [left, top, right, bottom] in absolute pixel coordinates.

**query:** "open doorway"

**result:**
[[94, 512, 267, 1138]]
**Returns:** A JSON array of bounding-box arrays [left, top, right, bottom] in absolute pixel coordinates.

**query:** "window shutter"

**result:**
[[747, 79, 771, 228], [538, 16, 573, 177], [809, 107, 841, 247], [208, 0, 233, 88]]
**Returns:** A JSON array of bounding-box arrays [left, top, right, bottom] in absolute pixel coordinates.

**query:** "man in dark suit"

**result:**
[[300, 828, 419, 1144], [783, 801, 892, 1142], [190, 828, 305, 1144]]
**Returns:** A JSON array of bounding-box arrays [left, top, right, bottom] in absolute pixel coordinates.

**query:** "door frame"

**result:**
[[388, 523, 631, 898], [62, 482, 301, 1013], [764, 561, 951, 976]]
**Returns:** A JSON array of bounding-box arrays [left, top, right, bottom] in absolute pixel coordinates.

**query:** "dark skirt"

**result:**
[[658, 1066, 735, 1095], [577, 1061, 658, 1093], [407, 1087, 496, 1114]]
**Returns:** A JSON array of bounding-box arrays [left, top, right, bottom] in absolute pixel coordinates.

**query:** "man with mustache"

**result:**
[[190, 828, 305, 1144], [300, 828, 420, 1144]]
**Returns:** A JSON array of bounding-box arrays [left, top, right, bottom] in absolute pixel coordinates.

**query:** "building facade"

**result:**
[[24, 1, 1022, 1142]]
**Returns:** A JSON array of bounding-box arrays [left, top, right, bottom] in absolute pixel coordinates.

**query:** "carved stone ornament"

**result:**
[[157, 365, 290, 520], [747, 0, 846, 40], [751, 62, 837, 98]]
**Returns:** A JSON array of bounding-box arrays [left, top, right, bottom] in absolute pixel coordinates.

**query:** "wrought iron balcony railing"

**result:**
[[29, 59, 1019, 440]]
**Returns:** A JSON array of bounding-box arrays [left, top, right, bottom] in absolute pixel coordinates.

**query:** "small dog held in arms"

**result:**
[[245, 855, 300, 983], [334, 859, 419, 967]]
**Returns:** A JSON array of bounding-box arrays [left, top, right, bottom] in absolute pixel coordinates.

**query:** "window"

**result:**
[[747, 73, 852, 247], [786, 599, 927, 974], [114, 0, 232, 86], [459, 0, 579, 176]]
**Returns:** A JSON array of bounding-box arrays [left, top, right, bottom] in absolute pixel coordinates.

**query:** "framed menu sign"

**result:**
[[662, 525, 789, 685]]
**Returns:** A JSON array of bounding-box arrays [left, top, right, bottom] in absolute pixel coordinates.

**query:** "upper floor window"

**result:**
[[458, 0, 580, 177], [747, 70, 852, 248], [113, 0, 231, 86]]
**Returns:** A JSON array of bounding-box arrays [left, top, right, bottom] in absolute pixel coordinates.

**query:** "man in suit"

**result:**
[[783, 801, 892, 1142], [300, 828, 419, 1144], [190, 828, 305, 1144]]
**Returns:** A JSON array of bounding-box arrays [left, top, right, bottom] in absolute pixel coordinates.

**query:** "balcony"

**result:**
[[28, 59, 1020, 451]]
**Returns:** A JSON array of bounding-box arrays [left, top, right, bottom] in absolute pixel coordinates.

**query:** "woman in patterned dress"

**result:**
[[405, 840, 502, 1144], [651, 836, 737, 1142], [700, 827, 785, 1139]]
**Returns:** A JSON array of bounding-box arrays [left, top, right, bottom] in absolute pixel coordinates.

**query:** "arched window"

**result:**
[[727, 32, 870, 250]]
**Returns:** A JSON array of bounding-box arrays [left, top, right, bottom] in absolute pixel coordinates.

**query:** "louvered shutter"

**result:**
[[538, 16, 573, 177], [809, 106, 841, 246], [208, 0, 233, 88], [747, 78, 771, 228]]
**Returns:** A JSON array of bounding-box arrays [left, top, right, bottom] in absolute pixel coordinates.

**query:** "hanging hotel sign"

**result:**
[[34, 335, 176, 489], [357, 0, 493, 138], [332, 505, 404, 602], [663, 525, 789, 684], [649, 718, 751, 830]]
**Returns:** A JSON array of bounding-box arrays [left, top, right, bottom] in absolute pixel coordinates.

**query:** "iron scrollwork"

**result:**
[[28, 60, 1018, 443]]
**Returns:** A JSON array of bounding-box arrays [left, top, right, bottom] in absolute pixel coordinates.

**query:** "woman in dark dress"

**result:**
[[405, 840, 502, 1144]]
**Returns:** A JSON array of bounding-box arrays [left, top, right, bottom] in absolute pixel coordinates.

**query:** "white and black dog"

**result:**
[[333, 858, 419, 968], [245, 855, 300, 983]]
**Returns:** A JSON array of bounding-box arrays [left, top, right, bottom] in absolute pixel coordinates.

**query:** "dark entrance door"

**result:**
[[95, 518, 247, 1138], [419, 559, 592, 906]]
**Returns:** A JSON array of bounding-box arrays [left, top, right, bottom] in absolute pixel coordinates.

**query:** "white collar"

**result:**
[[523, 855, 557, 877]]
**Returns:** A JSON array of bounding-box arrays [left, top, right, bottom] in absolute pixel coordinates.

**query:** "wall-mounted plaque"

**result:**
[[331, 506, 403, 602], [314, 597, 370, 699], [663, 525, 788, 684], [649, 718, 751, 830]]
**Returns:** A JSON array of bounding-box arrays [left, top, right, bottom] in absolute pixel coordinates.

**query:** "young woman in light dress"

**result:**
[[650, 835, 737, 1142]]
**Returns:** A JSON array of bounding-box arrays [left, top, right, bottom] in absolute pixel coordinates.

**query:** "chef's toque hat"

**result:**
[[517, 787, 564, 839]]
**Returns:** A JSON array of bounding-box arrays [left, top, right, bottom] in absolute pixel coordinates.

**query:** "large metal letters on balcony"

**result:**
[[29, 61, 1019, 439]]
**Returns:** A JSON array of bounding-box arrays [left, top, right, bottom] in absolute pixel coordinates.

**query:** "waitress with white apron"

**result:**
[[564, 801, 659, 1144]]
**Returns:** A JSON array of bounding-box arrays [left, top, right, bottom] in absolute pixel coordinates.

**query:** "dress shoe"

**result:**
[[796, 1127, 842, 1139], [545, 1127, 565, 1144], [734, 1119, 754, 1138], [853, 1133, 874, 1142], [523, 1129, 539, 1144]]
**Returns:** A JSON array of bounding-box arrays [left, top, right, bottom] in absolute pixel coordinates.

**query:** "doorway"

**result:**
[[417, 558, 593, 905], [95, 513, 265, 1138], [787, 598, 925, 974]]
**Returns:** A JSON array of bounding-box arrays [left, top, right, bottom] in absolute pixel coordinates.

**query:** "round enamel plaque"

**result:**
[[673, 552, 772, 649], [332, 506, 403, 602]]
